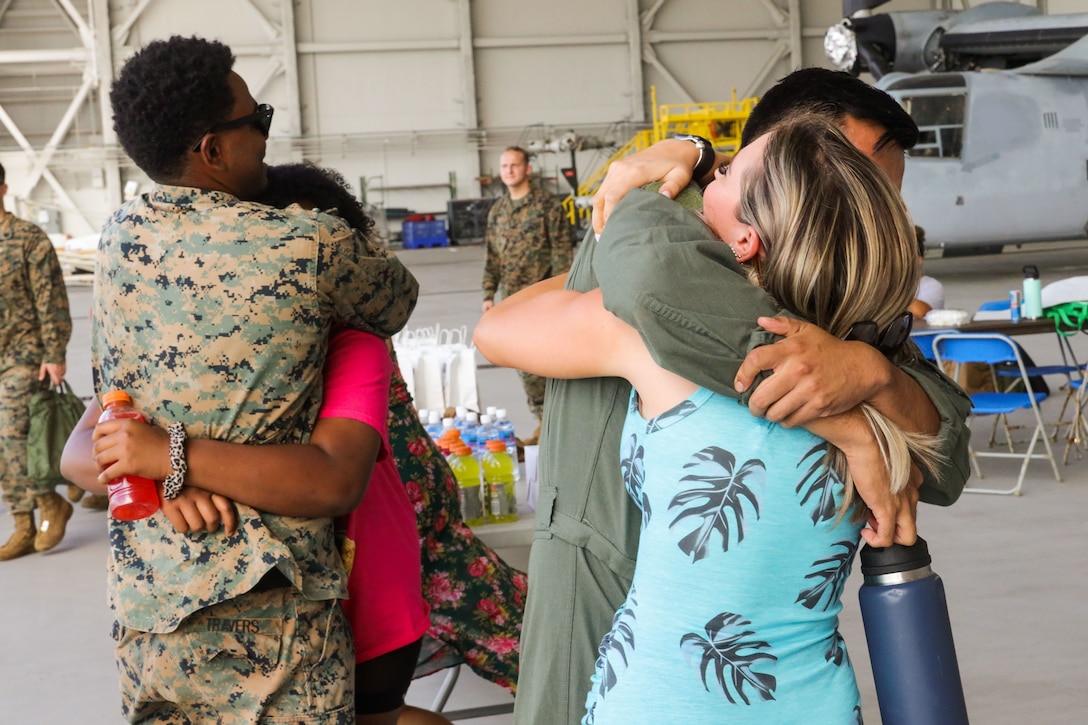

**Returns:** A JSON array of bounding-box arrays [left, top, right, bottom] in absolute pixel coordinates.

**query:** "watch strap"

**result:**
[[673, 134, 716, 180]]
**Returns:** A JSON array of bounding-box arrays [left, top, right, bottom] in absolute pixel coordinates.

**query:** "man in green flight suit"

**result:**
[[0, 162, 73, 561], [514, 69, 972, 724]]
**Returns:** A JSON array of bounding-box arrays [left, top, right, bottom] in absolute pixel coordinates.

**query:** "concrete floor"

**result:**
[[2, 241, 1088, 723]]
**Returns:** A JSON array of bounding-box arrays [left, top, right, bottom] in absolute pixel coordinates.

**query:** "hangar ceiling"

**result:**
[[0, 0, 1061, 236]]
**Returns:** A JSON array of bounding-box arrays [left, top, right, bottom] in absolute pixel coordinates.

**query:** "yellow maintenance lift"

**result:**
[[563, 87, 759, 227]]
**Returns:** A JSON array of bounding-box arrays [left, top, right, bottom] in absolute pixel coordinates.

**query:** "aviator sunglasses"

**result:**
[[191, 103, 274, 152], [842, 311, 913, 357]]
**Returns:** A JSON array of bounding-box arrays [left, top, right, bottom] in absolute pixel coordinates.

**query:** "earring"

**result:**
[[731, 247, 740, 258]]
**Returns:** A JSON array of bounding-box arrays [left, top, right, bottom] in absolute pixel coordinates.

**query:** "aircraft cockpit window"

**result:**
[[900, 94, 966, 159]]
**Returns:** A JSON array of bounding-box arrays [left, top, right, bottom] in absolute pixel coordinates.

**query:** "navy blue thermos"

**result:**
[[858, 536, 969, 724]]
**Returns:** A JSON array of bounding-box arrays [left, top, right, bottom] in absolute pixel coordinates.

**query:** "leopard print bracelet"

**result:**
[[162, 422, 188, 500]]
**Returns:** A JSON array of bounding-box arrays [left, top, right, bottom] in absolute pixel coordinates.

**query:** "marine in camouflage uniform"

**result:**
[[0, 164, 73, 562], [482, 147, 572, 424], [93, 185, 418, 723]]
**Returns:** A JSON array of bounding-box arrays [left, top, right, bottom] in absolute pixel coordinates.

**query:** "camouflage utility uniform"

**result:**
[[92, 185, 418, 724], [0, 213, 71, 512], [482, 184, 572, 421]]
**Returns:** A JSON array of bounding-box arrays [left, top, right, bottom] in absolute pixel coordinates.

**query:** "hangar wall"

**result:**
[[0, 0, 1074, 238]]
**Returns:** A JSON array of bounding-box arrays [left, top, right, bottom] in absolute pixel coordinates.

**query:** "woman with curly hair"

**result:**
[[257, 163, 528, 694]]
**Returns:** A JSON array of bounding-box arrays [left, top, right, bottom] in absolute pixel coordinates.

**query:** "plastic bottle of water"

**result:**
[[441, 417, 457, 438], [425, 411, 443, 440], [494, 408, 520, 482], [454, 406, 468, 430], [449, 442, 484, 526], [486, 405, 498, 421], [476, 413, 495, 459], [417, 409, 429, 425], [482, 439, 518, 523], [461, 411, 479, 455]]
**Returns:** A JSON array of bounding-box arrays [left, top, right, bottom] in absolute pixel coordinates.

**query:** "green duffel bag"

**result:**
[[27, 380, 86, 485]]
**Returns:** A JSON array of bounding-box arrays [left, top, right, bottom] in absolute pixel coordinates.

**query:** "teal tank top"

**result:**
[[582, 388, 865, 724]]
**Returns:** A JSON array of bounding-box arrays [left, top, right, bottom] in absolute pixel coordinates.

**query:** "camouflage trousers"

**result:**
[[114, 587, 354, 724], [517, 369, 546, 422], [0, 362, 51, 512]]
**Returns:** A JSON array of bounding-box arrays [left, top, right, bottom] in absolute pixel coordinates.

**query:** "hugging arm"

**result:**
[[92, 416, 378, 519], [593, 189, 968, 525]]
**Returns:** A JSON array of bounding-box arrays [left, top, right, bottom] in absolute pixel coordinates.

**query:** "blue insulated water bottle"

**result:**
[[858, 537, 969, 725]]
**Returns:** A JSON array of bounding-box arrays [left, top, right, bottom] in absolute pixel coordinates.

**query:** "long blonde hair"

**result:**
[[739, 116, 942, 518]]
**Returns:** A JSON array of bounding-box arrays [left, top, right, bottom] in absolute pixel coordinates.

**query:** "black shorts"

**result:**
[[354, 637, 423, 715]]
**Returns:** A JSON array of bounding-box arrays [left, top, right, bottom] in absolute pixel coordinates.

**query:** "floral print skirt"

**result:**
[[387, 357, 528, 693]]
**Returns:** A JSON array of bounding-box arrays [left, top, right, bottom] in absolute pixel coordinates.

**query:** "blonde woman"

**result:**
[[475, 116, 938, 723]]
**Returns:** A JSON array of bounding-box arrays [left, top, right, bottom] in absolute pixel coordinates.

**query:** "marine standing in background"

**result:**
[[0, 161, 73, 561], [481, 146, 572, 439]]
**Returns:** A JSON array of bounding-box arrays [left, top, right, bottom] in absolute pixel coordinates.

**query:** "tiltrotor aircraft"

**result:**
[[825, 1, 1088, 253]]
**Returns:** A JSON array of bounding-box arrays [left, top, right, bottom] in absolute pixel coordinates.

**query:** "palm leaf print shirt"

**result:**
[[582, 388, 865, 724]]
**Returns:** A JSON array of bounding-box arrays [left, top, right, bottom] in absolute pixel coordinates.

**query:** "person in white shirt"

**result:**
[[909, 226, 944, 319]]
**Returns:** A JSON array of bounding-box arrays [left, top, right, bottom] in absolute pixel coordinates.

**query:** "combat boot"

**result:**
[[0, 511, 37, 561], [66, 484, 86, 503], [34, 491, 73, 553], [82, 493, 109, 511]]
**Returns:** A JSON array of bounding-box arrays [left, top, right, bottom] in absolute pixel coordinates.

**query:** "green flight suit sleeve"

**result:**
[[594, 187, 970, 506], [900, 357, 972, 505], [593, 187, 780, 401]]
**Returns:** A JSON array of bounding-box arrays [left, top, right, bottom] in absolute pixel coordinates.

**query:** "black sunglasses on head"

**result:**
[[191, 103, 274, 152], [842, 311, 913, 357]]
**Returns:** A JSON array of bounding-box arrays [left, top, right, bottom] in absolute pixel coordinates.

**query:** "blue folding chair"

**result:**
[[910, 328, 957, 362], [978, 299, 1011, 311], [934, 333, 1062, 495]]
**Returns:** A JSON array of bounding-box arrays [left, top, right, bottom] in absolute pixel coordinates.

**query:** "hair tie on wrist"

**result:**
[[162, 422, 188, 500]]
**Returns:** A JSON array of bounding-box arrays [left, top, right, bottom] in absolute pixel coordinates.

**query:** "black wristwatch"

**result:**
[[673, 134, 716, 180]]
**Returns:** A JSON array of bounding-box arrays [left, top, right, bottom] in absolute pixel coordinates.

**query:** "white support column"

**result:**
[[457, 0, 478, 130], [626, 0, 645, 122], [90, 0, 122, 211], [279, 0, 302, 140], [788, 0, 802, 71]]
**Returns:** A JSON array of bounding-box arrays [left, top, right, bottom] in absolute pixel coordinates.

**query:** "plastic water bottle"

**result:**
[[476, 414, 495, 459], [449, 442, 484, 526], [1022, 265, 1043, 319], [425, 411, 443, 440], [441, 417, 457, 438], [858, 536, 969, 725], [461, 411, 479, 454], [494, 408, 520, 482], [417, 408, 429, 425], [98, 390, 160, 521], [454, 406, 468, 430], [482, 439, 518, 523], [486, 405, 498, 420]]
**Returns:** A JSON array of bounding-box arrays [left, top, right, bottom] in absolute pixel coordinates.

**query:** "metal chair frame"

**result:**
[[934, 333, 1063, 495]]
